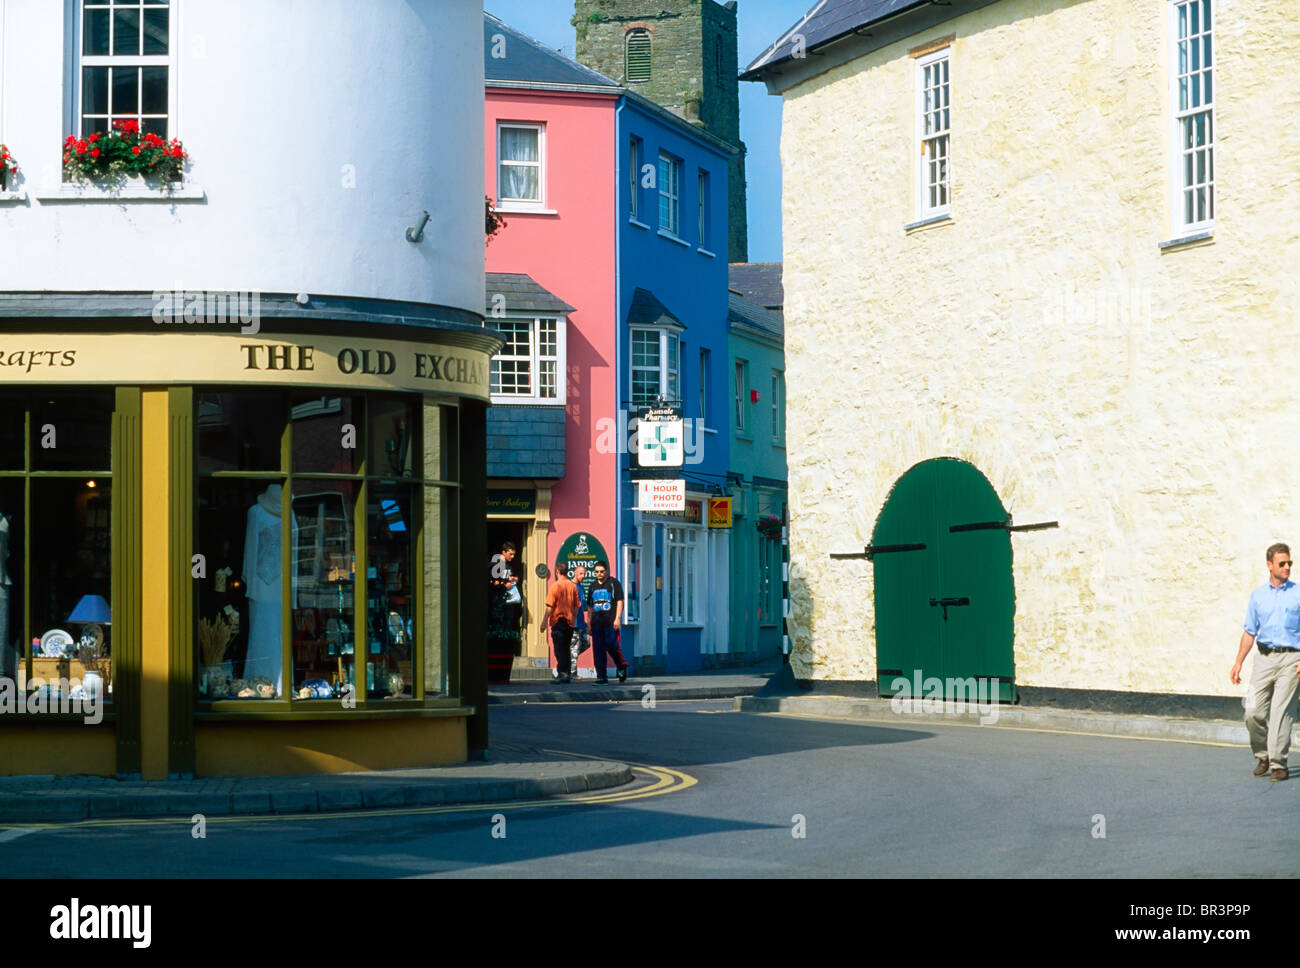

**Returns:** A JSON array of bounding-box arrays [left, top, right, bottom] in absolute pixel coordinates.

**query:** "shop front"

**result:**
[[0, 311, 498, 779]]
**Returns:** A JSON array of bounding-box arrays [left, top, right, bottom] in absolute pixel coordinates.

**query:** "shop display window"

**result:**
[[0, 391, 115, 704], [194, 390, 457, 707]]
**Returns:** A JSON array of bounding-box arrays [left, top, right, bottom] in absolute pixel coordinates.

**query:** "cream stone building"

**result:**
[[743, 0, 1300, 707]]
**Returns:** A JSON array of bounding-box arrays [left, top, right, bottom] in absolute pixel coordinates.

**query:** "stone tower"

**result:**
[[574, 0, 748, 262]]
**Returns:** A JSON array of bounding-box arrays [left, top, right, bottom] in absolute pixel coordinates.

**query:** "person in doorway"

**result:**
[[587, 560, 628, 684], [540, 565, 581, 684], [1231, 542, 1300, 781], [487, 541, 522, 670]]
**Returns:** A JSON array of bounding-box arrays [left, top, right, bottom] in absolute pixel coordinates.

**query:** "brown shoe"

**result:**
[[1268, 768, 1288, 782], [1254, 758, 1270, 777]]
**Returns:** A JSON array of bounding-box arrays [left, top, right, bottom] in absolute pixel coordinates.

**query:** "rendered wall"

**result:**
[[0, 0, 484, 313], [778, 0, 1300, 694]]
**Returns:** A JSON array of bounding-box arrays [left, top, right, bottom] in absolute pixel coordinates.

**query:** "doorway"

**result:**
[[872, 459, 1016, 702]]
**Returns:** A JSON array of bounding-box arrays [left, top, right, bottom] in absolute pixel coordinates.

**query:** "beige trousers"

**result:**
[[1245, 648, 1300, 770]]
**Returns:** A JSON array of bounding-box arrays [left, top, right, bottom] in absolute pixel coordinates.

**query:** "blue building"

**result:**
[[614, 93, 736, 674]]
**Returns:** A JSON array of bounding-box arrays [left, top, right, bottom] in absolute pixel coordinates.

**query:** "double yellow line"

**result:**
[[0, 758, 696, 834]]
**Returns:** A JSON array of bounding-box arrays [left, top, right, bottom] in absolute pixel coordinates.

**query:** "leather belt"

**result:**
[[1258, 643, 1300, 655]]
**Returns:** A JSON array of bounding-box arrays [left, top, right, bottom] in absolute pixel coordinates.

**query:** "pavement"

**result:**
[[0, 743, 631, 825], [488, 657, 780, 704], [736, 683, 1300, 750]]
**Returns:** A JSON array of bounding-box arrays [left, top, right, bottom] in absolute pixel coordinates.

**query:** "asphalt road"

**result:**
[[2, 700, 1296, 878]]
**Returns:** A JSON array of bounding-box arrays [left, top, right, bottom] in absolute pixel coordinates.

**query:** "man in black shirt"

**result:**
[[585, 560, 629, 684]]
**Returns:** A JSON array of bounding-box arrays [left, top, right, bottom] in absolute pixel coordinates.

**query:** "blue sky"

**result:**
[[484, 1, 805, 264]]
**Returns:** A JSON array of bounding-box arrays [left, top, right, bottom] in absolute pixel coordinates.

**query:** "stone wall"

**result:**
[[778, 0, 1300, 696]]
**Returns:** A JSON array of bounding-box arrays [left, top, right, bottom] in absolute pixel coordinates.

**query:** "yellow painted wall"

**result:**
[[778, 0, 1300, 693], [0, 726, 116, 776], [140, 389, 171, 779], [195, 717, 468, 777]]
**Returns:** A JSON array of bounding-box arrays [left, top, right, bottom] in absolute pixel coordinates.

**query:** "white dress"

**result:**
[[242, 502, 283, 693]]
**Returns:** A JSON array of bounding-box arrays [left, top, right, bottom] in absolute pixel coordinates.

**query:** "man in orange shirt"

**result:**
[[540, 566, 582, 684]]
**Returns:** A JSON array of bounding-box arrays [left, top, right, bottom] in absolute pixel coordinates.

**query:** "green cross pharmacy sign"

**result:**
[[635, 405, 684, 468]]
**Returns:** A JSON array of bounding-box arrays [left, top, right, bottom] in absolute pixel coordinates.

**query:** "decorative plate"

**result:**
[[40, 629, 74, 657]]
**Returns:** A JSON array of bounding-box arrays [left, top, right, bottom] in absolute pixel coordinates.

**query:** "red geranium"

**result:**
[[62, 122, 187, 185]]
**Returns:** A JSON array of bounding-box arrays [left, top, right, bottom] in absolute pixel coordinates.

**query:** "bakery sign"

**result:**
[[0, 333, 494, 401]]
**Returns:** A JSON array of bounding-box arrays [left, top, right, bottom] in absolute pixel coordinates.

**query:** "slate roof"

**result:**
[[627, 288, 685, 329], [485, 273, 576, 314], [728, 262, 784, 311], [484, 11, 620, 89], [742, 0, 934, 79], [728, 292, 784, 341]]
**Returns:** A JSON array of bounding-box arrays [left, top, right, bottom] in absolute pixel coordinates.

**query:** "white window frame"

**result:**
[[630, 326, 681, 407], [697, 168, 709, 248], [698, 348, 709, 426], [621, 544, 641, 624], [1167, 0, 1214, 236], [734, 358, 748, 435], [496, 122, 546, 209], [629, 135, 641, 221], [73, 0, 179, 143], [665, 525, 701, 626], [770, 369, 784, 443], [489, 315, 567, 405], [914, 48, 951, 219], [658, 151, 681, 236]]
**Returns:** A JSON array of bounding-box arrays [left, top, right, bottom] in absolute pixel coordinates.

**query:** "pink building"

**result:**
[[483, 13, 621, 678]]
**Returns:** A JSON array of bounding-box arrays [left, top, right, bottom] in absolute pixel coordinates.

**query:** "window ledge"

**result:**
[[1158, 230, 1214, 252], [495, 203, 558, 215], [667, 623, 705, 630], [36, 182, 206, 201], [195, 703, 475, 722], [658, 228, 691, 247], [696, 247, 716, 259], [735, 432, 753, 442], [489, 395, 566, 406], [0, 190, 27, 203], [629, 217, 651, 230], [904, 213, 953, 233]]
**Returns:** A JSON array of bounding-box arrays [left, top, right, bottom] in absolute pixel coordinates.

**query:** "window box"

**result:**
[[0, 145, 17, 191], [63, 121, 187, 186]]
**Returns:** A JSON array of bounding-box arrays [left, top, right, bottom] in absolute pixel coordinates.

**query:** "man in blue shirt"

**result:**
[[1232, 542, 1300, 781]]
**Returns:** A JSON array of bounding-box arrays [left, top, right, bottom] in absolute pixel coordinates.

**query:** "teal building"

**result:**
[[723, 264, 786, 662]]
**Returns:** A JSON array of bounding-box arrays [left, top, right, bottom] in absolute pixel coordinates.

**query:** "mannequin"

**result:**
[[242, 484, 284, 694]]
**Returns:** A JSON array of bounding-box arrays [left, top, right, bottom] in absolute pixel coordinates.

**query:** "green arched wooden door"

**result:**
[[873, 459, 1015, 702]]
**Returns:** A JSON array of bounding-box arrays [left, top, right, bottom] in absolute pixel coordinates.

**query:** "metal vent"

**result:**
[[626, 30, 651, 82]]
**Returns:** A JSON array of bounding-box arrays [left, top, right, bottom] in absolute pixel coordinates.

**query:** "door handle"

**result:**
[[929, 596, 970, 621]]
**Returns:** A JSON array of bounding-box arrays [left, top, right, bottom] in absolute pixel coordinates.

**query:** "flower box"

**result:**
[[0, 145, 17, 190], [63, 120, 187, 187]]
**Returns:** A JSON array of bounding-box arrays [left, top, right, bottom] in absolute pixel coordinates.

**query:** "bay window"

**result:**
[[631, 328, 680, 407], [489, 316, 565, 404]]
